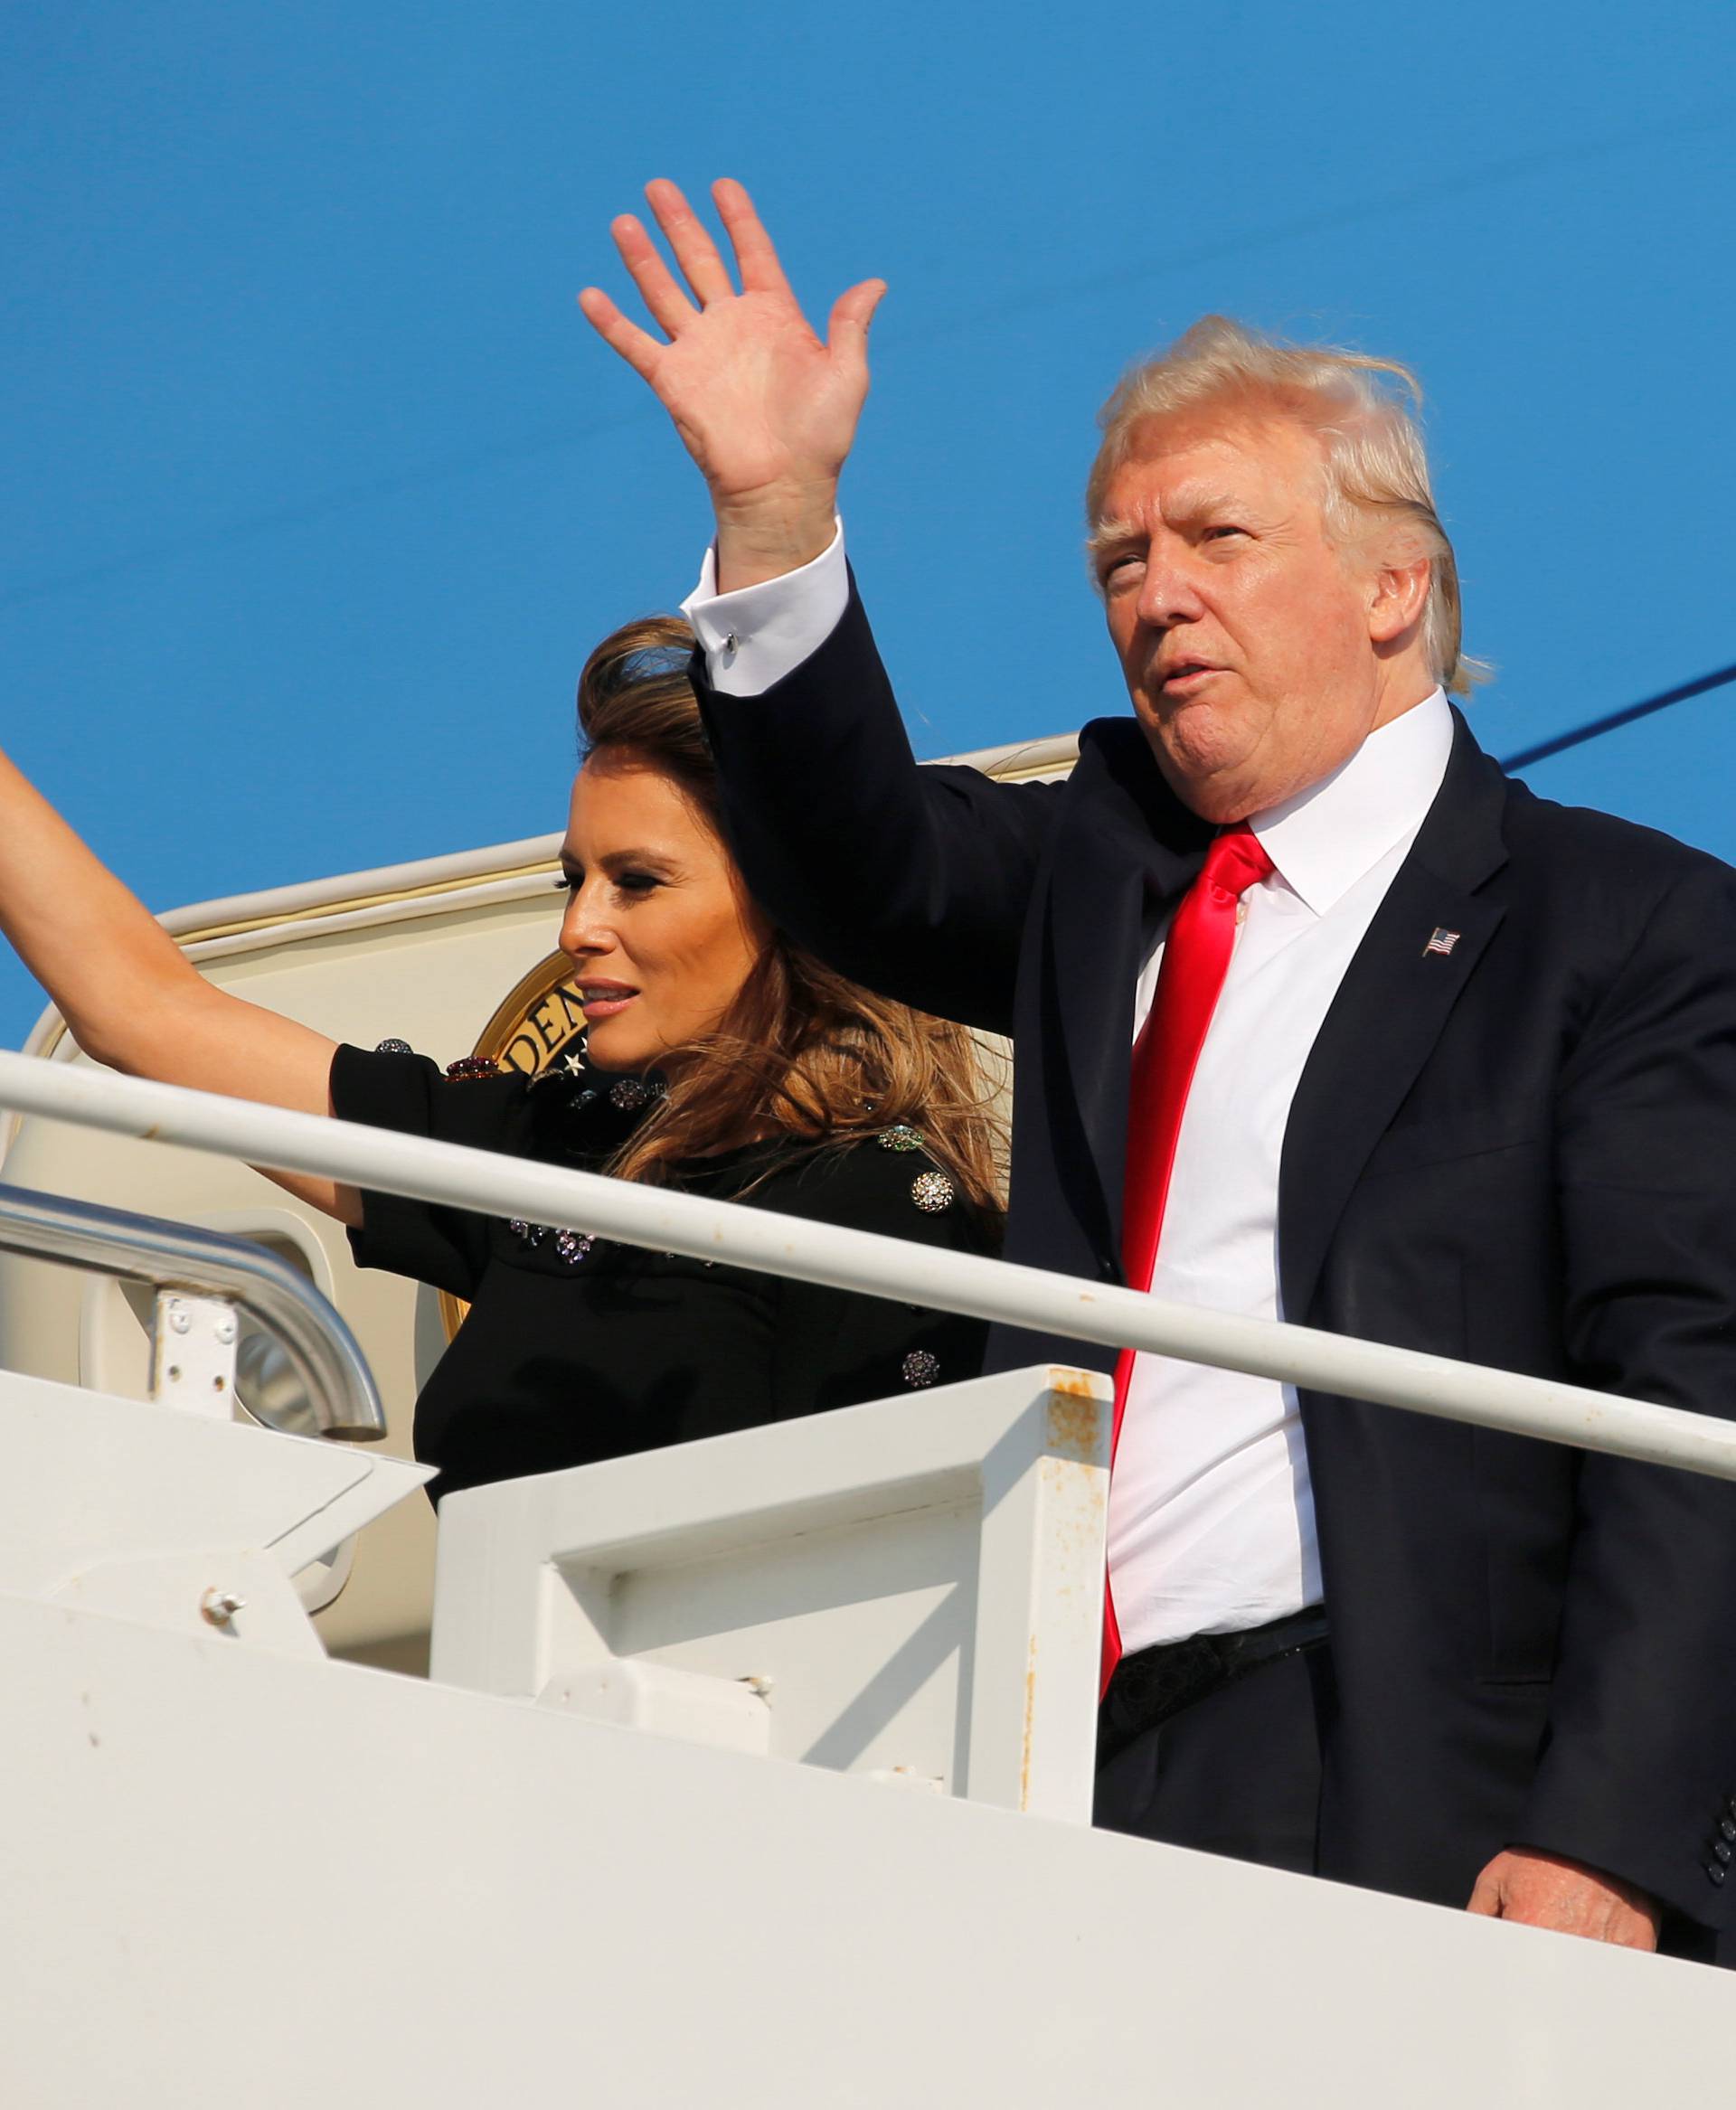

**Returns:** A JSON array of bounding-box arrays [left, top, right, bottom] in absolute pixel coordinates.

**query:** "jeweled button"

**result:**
[[910, 1171, 955, 1213]]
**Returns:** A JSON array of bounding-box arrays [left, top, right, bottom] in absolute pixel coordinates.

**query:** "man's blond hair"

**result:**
[[1087, 316, 1486, 698]]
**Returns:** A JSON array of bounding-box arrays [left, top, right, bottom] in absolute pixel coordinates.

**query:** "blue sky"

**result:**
[[4, 1, 1732, 1045]]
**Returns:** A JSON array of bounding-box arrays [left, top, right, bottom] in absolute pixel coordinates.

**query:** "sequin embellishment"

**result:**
[[530, 1049, 591, 1092], [374, 1037, 412, 1056], [910, 1170, 955, 1213], [901, 1349, 940, 1388], [506, 1219, 596, 1262], [445, 1057, 499, 1083]]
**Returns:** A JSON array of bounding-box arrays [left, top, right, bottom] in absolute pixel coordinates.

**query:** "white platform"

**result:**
[[1, 1588, 1728, 2109], [0, 1341, 1726, 2105]]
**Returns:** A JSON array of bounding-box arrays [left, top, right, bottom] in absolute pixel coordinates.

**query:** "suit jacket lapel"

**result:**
[[1278, 713, 1511, 1329], [1041, 721, 1210, 1264]]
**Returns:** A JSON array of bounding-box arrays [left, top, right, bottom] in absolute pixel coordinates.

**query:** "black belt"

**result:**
[[1098, 1605, 1330, 1766]]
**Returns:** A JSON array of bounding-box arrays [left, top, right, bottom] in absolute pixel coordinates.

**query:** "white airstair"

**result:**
[[0, 1051, 1728, 2108]]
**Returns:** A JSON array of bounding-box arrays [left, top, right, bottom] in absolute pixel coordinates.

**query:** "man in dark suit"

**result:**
[[580, 178, 1736, 1957]]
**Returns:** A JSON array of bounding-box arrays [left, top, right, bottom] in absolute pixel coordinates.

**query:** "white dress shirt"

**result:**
[[683, 524, 850, 692], [683, 527, 1455, 1653]]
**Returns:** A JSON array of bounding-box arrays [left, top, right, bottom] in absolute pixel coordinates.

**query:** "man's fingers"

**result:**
[[575, 287, 665, 385], [1465, 1864, 1504, 1917], [1463, 1850, 1663, 1949], [609, 212, 697, 339], [644, 178, 736, 307], [713, 178, 795, 297]]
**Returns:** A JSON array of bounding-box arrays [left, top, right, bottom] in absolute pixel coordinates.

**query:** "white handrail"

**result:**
[[1, 1049, 1732, 1484], [0, 1181, 386, 1440]]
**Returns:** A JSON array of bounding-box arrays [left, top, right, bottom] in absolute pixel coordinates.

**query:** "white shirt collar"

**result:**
[[1248, 688, 1455, 916]]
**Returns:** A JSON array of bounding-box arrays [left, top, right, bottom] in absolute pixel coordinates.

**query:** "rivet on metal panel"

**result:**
[[200, 1589, 246, 1628], [152, 1289, 241, 1418]]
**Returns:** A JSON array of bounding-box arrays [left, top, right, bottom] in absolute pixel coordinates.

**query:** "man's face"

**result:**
[[1093, 409, 1397, 822]]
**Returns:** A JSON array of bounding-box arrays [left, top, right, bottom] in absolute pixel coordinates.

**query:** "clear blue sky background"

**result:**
[[4, 1, 1732, 1046]]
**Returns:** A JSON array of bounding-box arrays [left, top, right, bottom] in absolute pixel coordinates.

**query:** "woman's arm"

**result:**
[[0, 747, 356, 1221]]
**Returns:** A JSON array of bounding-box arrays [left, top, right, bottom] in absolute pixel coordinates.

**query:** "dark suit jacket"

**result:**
[[695, 580, 1736, 1940]]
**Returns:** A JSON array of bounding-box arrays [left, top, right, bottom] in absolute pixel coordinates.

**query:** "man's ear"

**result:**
[[1367, 556, 1431, 646]]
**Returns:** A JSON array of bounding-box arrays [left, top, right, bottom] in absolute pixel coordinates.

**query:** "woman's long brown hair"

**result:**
[[575, 616, 1005, 1224]]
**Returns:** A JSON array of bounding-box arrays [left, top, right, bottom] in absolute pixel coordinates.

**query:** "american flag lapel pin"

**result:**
[[1424, 928, 1461, 958]]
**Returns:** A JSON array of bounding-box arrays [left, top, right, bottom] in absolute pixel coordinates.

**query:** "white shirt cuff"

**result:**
[[679, 521, 848, 697]]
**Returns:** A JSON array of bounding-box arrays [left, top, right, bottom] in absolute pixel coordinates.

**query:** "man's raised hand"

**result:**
[[578, 178, 884, 592]]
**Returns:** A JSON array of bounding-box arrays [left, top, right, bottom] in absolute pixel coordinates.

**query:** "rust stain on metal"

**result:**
[[1045, 1379, 1109, 1465], [1041, 1455, 1107, 1569], [1021, 1634, 1038, 1808]]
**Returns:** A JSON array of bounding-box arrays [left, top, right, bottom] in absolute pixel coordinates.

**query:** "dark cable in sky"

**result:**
[[1502, 664, 1736, 772]]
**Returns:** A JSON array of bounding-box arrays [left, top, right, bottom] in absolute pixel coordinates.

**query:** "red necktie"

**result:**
[[1100, 823, 1275, 1697]]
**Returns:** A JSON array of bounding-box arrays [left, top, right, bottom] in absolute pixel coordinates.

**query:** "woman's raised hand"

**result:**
[[578, 179, 884, 591]]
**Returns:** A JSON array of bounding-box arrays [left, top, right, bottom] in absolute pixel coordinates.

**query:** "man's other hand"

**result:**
[[578, 177, 884, 592], [1467, 1847, 1661, 1950]]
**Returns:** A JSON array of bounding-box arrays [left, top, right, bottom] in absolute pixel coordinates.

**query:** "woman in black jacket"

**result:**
[[0, 617, 1000, 1499]]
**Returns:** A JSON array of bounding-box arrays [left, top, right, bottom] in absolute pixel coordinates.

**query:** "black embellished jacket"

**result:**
[[333, 1043, 992, 1506]]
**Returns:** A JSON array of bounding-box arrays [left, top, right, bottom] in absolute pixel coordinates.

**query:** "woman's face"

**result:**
[[556, 756, 771, 1076]]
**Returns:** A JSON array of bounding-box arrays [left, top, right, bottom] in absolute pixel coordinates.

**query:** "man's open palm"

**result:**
[[578, 178, 884, 588]]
